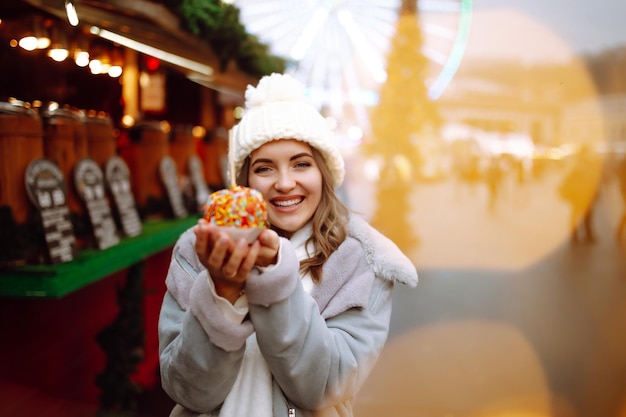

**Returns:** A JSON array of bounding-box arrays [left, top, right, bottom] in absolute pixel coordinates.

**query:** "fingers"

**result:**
[[204, 235, 249, 303], [256, 229, 280, 267], [258, 229, 280, 250], [194, 219, 210, 261], [194, 219, 228, 269], [210, 236, 261, 282], [240, 240, 260, 275], [206, 233, 233, 275], [219, 237, 248, 279]]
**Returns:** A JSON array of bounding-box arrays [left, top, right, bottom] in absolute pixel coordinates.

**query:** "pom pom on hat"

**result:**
[[233, 73, 345, 187]]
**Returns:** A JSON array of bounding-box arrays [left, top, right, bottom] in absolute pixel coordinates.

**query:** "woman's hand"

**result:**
[[194, 219, 261, 303], [256, 229, 280, 267]]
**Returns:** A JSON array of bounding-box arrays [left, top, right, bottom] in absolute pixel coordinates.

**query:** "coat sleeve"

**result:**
[[158, 229, 253, 414], [247, 240, 393, 410]]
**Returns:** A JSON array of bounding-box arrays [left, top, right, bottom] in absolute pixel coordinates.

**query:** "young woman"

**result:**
[[158, 73, 418, 417]]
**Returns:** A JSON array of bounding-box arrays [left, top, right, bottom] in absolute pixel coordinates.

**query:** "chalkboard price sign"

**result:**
[[24, 158, 76, 264], [74, 158, 120, 250], [189, 155, 209, 213], [104, 156, 143, 238], [160, 156, 188, 219]]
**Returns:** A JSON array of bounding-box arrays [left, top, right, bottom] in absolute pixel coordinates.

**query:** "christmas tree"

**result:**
[[367, 0, 440, 251], [367, 0, 441, 178]]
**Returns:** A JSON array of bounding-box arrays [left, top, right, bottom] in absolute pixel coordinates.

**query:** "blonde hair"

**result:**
[[237, 147, 348, 283]]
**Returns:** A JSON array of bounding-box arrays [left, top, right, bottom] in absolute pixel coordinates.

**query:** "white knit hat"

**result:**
[[232, 73, 345, 187]]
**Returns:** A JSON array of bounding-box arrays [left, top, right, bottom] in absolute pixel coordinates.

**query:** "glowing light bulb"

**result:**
[[121, 114, 135, 128], [48, 48, 69, 62], [89, 59, 102, 74], [192, 126, 206, 138], [108, 65, 122, 77], [74, 50, 90, 67], [18, 36, 38, 51], [36, 37, 51, 49]]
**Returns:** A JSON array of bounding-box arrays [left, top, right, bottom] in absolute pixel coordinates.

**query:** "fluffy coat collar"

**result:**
[[347, 215, 418, 287]]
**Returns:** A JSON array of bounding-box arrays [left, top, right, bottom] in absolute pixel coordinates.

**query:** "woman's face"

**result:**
[[248, 139, 322, 237]]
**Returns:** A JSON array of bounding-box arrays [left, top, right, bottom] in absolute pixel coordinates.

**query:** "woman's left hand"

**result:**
[[194, 219, 261, 303], [255, 229, 280, 267]]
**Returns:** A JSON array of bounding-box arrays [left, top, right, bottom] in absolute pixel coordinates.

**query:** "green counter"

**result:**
[[0, 216, 198, 298]]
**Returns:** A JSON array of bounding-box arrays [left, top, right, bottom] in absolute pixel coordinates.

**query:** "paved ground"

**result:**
[[347, 161, 626, 417]]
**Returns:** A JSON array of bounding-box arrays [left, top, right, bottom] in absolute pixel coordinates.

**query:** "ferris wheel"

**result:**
[[231, 0, 472, 129]]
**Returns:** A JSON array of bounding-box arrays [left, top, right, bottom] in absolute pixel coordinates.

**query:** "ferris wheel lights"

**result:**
[[427, 0, 472, 99], [347, 125, 363, 142], [289, 8, 329, 60], [232, 0, 473, 120]]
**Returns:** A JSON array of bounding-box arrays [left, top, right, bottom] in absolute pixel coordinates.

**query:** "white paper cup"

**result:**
[[219, 226, 264, 244]]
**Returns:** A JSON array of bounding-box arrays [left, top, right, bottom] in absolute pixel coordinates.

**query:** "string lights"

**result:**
[[3, 8, 215, 81], [3, 14, 124, 78]]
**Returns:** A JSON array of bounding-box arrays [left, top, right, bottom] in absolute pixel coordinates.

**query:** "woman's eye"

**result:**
[[294, 161, 312, 169], [253, 166, 271, 174]]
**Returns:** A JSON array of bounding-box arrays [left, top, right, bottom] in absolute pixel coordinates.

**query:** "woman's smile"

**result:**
[[271, 196, 304, 208]]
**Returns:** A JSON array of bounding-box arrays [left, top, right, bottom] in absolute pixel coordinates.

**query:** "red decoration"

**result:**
[[145, 56, 160, 72]]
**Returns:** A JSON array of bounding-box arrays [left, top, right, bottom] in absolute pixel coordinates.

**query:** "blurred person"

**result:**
[[557, 146, 601, 244], [158, 73, 418, 417], [485, 156, 504, 213]]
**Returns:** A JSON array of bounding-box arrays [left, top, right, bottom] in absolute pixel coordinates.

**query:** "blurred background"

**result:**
[[1, 0, 625, 416]]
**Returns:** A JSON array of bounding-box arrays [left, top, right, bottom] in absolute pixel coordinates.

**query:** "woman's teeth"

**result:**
[[274, 198, 302, 207]]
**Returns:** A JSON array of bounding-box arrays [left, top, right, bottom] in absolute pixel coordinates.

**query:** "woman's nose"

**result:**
[[274, 170, 296, 191]]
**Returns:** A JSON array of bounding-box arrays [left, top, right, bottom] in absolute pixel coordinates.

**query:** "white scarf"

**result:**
[[218, 333, 272, 417], [219, 224, 313, 417]]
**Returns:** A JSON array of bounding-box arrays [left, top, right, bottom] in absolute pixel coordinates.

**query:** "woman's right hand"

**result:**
[[194, 219, 261, 303]]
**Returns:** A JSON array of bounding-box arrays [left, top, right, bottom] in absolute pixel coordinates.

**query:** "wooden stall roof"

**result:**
[[14, 0, 256, 98]]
